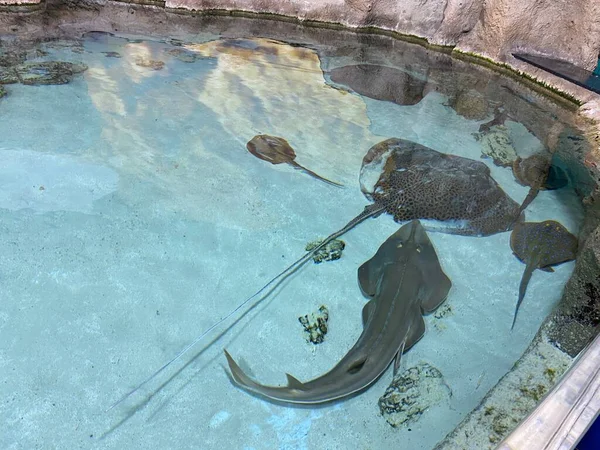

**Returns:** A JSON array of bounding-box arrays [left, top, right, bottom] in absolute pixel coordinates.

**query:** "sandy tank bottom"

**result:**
[[0, 32, 584, 449]]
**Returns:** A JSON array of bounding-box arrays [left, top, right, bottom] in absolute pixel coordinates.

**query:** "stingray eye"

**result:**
[[396, 241, 403, 248], [416, 245, 422, 253]]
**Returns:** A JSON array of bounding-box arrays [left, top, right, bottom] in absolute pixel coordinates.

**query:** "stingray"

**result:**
[[359, 138, 521, 236], [509, 220, 578, 329], [247, 134, 343, 187], [512, 153, 569, 214], [329, 64, 426, 106], [108, 138, 519, 410]]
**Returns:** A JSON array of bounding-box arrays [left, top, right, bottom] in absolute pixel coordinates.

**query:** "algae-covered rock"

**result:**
[[0, 50, 25, 67], [0, 67, 19, 84], [449, 90, 490, 121], [298, 305, 329, 344], [379, 362, 451, 428], [474, 125, 518, 167], [165, 48, 206, 63], [0, 85, 6, 99], [102, 51, 122, 58], [135, 58, 165, 70], [14, 62, 88, 85], [305, 239, 345, 264]]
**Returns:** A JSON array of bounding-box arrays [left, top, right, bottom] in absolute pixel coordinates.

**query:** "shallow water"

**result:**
[[0, 29, 586, 449]]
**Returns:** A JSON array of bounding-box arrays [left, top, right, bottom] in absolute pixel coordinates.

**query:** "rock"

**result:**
[[0, 50, 25, 67], [0, 85, 5, 98], [167, 0, 599, 71], [0, 67, 18, 84], [449, 89, 490, 121], [14, 61, 88, 85], [165, 48, 205, 63], [298, 305, 329, 344], [546, 224, 600, 356], [379, 362, 451, 428], [305, 238, 345, 264], [102, 51, 122, 58], [42, 39, 85, 54], [475, 125, 518, 167], [135, 58, 165, 70]]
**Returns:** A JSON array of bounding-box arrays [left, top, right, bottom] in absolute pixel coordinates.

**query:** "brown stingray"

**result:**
[[512, 153, 552, 214], [509, 220, 578, 329], [329, 64, 426, 106], [512, 153, 568, 214], [247, 134, 343, 187], [479, 106, 510, 133]]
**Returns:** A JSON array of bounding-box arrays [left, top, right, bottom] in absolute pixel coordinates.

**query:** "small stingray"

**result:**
[[247, 134, 343, 187], [479, 106, 510, 134], [108, 138, 519, 410], [512, 153, 569, 214], [329, 64, 426, 106], [509, 220, 578, 329]]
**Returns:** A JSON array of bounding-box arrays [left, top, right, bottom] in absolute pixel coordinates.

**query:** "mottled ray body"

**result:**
[[509, 220, 578, 329], [225, 220, 451, 404], [512, 153, 569, 214], [247, 134, 343, 187], [360, 138, 521, 236]]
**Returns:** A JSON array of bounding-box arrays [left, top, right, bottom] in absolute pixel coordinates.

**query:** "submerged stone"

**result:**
[[378, 362, 451, 428], [0, 67, 19, 84], [0, 50, 26, 67], [298, 305, 329, 344], [14, 61, 88, 85], [42, 39, 85, 54], [449, 89, 490, 121], [305, 238, 345, 263], [102, 51, 122, 58], [0, 85, 5, 98], [135, 58, 165, 70], [165, 48, 205, 63], [475, 125, 518, 167]]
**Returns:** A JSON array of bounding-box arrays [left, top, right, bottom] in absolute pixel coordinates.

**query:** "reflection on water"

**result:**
[[0, 26, 594, 450]]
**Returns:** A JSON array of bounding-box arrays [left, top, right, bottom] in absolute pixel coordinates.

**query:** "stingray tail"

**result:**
[[517, 187, 539, 215], [289, 160, 344, 188], [106, 203, 384, 411], [511, 263, 536, 330]]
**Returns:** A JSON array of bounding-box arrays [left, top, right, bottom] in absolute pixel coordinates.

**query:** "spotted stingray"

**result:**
[[247, 134, 343, 187], [109, 138, 521, 409], [509, 220, 578, 329]]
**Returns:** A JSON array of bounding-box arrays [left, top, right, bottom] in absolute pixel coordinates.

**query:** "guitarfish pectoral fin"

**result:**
[[361, 300, 375, 327]]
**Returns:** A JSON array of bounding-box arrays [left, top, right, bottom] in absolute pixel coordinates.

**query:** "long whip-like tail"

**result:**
[[106, 203, 385, 411], [511, 263, 536, 330]]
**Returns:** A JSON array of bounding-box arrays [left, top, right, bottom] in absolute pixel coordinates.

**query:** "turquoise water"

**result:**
[[0, 30, 587, 449]]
